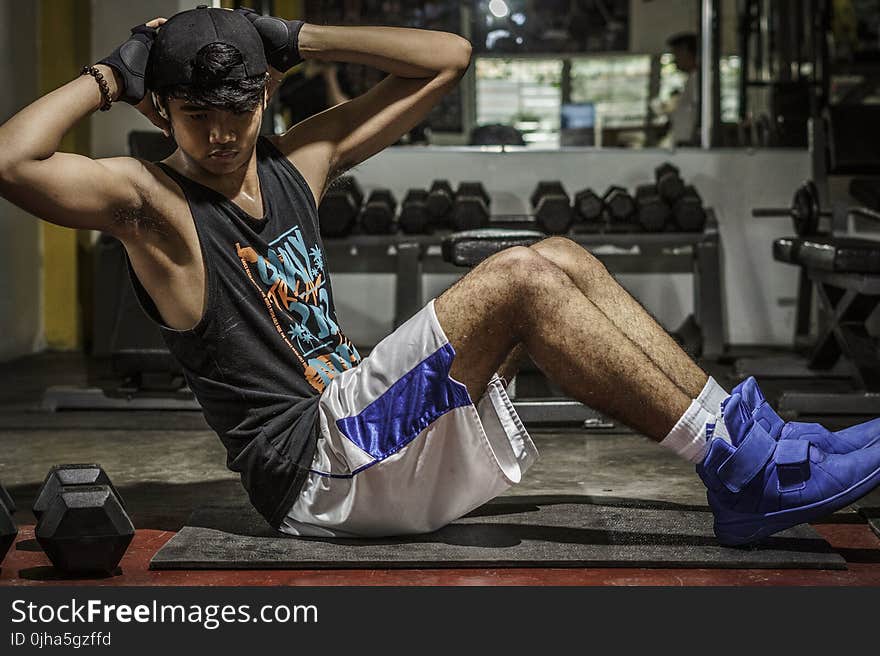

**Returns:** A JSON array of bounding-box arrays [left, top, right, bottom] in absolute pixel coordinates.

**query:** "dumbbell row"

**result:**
[[0, 465, 134, 575], [532, 162, 705, 233], [318, 164, 707, 238], [320, 178, 494, 236]]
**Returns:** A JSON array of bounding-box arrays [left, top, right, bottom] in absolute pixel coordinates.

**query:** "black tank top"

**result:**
[[128, 136, 362, 527]]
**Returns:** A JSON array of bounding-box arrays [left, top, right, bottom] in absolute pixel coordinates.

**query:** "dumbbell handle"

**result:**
[[752, 208, 833, 218]]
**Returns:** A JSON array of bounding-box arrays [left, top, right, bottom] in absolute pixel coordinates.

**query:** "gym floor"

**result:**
[[1, 352, 879, 587]]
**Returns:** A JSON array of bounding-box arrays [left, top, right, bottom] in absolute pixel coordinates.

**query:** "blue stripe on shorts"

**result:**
[[335, 343, 472, 463]]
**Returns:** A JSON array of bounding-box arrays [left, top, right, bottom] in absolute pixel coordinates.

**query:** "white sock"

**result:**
[[696, 376, 732, 444], [660, 399, 716, 463], [696, 376, 728, 415]]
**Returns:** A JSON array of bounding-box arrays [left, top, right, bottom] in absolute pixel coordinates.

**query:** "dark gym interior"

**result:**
[[2, 0, 880, 587]]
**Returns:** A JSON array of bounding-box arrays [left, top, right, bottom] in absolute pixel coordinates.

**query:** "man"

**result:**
[[667, 32, 699, 147], [1, 7, 879, 545]]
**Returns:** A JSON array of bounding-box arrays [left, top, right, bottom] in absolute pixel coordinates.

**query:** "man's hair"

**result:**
[[667, 32, 698, 56], [155, 42, 267, 113]]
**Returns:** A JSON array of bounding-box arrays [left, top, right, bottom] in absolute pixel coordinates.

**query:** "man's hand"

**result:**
[[98, 17, 166, 105], [235, 7, 306, 72], [111, 19, 170, 135], [135, 93, 171, 137]]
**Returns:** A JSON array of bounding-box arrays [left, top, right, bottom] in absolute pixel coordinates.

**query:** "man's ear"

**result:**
[[152, 92, 169, 120]]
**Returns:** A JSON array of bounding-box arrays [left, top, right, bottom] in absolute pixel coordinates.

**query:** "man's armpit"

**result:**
[[111, 204, 171, 239]]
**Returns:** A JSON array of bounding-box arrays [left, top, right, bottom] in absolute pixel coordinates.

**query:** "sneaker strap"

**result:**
[[775, 438, 811, 491], [718, 422, 777, 493], [753, 402, 784, 438]]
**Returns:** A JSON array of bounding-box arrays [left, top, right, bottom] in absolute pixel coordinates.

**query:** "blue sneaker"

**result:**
[[697, 393, 880, 546], [730, 376, 880, 453]]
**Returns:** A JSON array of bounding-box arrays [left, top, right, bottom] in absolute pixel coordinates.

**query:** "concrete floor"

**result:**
[[1, 352, 879, 585]]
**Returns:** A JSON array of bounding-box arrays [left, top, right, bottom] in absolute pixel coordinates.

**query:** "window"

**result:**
[[475, 58, 563, 147], [570, 55, 652, 128], [659, 53, 741, 124], [719, 56, 741, 123]]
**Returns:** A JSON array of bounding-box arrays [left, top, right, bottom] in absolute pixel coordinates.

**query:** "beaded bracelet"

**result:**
[[81, 65, 113, 111]]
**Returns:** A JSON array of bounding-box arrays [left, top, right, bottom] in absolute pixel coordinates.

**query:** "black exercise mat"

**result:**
[[150, 496, 845, 570]]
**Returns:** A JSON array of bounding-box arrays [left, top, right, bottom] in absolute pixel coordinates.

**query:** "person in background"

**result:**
[[666, 32, 699, 147]]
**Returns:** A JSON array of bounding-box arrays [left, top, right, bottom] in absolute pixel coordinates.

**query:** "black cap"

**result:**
[[148, 6, 267, 89]]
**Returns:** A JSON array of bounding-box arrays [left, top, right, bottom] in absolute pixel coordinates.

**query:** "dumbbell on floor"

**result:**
[[531, 181, 573, 234], [1, 482, 16, 565], [33, 464, 134, 575], [0, 480, 14, 515], [33, 463, 125, 519], [453, 182, 491, 230], [319, 176, 363, 238], [360, 189, 398, 234]]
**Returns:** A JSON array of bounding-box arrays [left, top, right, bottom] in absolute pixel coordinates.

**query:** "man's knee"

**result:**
[[530, 236, 609, 285], [483, 245, 570, 293]]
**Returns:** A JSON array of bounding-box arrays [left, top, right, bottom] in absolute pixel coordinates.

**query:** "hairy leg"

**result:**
[[497, 343, 526, 384], [434, 247, 695, 441], [529, 236, 707, 398]]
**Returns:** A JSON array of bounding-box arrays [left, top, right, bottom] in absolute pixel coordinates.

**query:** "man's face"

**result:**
[[672, 45, 697, 74], [164, 97, 264, 175]]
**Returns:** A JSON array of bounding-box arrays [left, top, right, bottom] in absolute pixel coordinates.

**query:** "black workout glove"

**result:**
[[97, 24, 157, 105], [236, 7, 305, 72]]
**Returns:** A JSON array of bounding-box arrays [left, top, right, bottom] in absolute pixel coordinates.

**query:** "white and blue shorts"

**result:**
[[279, 298, 538, 538]]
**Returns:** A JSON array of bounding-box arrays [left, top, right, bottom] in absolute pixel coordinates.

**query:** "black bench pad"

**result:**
[[773, 236, 805, 265], [798, 236, 880, 273], [442, 229, 546, 267]]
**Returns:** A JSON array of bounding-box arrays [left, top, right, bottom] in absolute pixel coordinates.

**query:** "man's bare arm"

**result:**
[[0, 64, 149, 238], [273, 24, 471, 204], [0, 17, 169, 239]]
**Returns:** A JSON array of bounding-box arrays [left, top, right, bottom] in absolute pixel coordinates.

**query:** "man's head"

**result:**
[[147, 7, 269, 174], [667, 32, 698, 74]]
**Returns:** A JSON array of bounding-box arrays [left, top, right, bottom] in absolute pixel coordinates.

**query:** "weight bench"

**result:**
[[772, 218, 880, 416]]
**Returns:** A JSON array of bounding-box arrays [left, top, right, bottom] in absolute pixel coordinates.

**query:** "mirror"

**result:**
[[276, 1, 877, 150]]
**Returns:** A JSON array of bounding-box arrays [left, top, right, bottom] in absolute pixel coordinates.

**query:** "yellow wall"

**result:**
[[39, 0, 91, 350], [274, 0, 304, 19]]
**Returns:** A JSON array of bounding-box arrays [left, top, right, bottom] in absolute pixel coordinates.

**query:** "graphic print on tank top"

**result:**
[[234, 223, 361, 393]]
